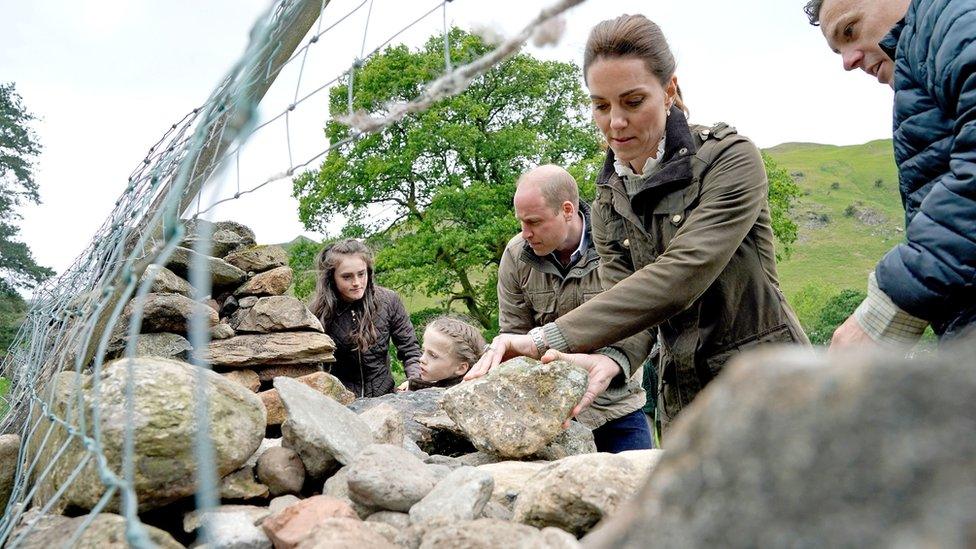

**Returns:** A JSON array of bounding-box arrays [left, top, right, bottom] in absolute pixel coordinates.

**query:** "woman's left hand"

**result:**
[[540, 349, 621, 427], [465, 333, 539, 380]]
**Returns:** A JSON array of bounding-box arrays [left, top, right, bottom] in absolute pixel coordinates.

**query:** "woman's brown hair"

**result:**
[[308, 239, 380, 352], [583, 14, 688, 114]]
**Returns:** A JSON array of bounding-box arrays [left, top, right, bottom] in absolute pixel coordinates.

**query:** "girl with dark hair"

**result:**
[[309, 239, 421, 397], [472, 15, 808, 437]]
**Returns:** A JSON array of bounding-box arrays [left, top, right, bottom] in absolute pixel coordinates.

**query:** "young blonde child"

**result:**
[[405, 315, 486, 391]]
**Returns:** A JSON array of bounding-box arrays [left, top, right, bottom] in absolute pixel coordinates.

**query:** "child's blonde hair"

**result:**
[[424, 315, 486, 370]]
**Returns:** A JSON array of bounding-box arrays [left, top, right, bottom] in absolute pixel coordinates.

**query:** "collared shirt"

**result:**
[[613, 136, 667, 188], [548, 210, 589, 269], [854, 271, 928, 346]]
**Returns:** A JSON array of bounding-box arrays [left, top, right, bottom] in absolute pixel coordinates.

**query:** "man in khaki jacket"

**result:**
[[497, 164, 652, 452]]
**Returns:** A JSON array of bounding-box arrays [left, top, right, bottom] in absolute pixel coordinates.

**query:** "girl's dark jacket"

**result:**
[[551, 108, 809, 430], [325, 286, 421, 398]]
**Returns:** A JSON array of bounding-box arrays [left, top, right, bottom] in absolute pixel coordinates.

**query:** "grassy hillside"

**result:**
[[766, 139, 901, 299]]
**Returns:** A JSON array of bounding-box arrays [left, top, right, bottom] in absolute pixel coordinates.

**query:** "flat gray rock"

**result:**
[[124, 292, 218, 334], [225, 245, 288, 273], [409, 467, 493, 524], [132, 332, 193, 361], [231, 296, 323, 334], [205, 332, 335, 368], [442, 357, 587, 458], [142, 264, 192, 296], [235, 266, 294, 298], [167, 246, 247, 289], [276, 376, 374, 478], [347, 444, 438, 512], [0, 434, 20, 513], [182, 219, 256, 258]]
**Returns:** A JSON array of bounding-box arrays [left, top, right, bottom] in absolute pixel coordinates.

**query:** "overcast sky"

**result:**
[[1, 0, 895, 279]]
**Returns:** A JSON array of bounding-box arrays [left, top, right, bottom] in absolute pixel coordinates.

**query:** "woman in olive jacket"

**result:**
[[471, 15, 808, 433], [310, 239, 421, 398]]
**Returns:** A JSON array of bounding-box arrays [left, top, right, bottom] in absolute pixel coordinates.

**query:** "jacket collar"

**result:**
[[879, 17, 904, 61], [520, 201, 598, 278], [407, 374, 463, 390]]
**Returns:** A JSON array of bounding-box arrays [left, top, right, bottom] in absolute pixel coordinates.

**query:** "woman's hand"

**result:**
[[464, 333, 540, 380], [541, 349, 621, 428]]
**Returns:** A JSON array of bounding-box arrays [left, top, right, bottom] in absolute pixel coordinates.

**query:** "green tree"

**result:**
[[0, 82, 54, 296], [762, 152, 800, 260], [294, 29, 599, 328], [808, 288, 867, 345]]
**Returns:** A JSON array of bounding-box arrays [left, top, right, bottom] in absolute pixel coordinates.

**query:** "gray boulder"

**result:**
[[211, 322, 235, 340], [348, 388, 474, 456], [181, 219, 256, 258], [276, 376, 373, 478], [166, 246, 247, 289], [409, 467, 493, 524], [257, 364, 321, 382], [442, 357, 587, 458], [531, 420, 597, 460], [347, 444, 438, 512], [0, 434, 20, 513], [28, 357, 266, 513], [224, 245, 288, 273], [183, 504, 271, 534], [131, 332, 193, 361], [141, 264, 192, 296], [124, 292, 218, 334], [231, 296, 323, 334], [196, 510, 272, 549], [296, 518, 396, 549], [513, 453, 640, 537], [419, 519, 578, 548], [205, 332, 335, 368], [220, 465, 269, 500], [476, 460, 546, 510], [583, 346, 976, 549], [365, 510, 411, 530], [357, 402, 405, 446], [16, 513, 183, 548], [257, 447, 306, 497], [235, 266, 295, 298]]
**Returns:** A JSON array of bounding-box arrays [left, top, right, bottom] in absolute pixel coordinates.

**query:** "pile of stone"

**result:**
[[3, 348, 660, 548], [106, 220, 341, 431]]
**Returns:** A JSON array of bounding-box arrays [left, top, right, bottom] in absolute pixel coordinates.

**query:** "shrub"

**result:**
[[830, 182, 841, 190], [874, 178, 884, 188], [808, 288, 868, 345], [844, 204, 858, 217]]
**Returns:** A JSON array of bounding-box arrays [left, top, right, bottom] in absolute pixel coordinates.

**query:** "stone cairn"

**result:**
[[0, 220, 662, 548]]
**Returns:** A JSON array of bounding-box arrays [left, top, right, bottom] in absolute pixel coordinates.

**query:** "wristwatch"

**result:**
[[528, 326, 548, 357]]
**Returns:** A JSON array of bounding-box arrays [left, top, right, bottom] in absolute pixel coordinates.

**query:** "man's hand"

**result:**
[[395, 380, 409, 392], [829, 314, 878, 353], [541, 349, 621, 427], [464, 333, 540, 381]]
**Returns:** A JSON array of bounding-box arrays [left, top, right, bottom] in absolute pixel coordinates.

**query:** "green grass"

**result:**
[[0, 376, 9, 420], [765, 139, 902, 317]]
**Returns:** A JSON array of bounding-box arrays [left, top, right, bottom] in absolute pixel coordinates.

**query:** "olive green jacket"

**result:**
[[543, 109, 809, 431], [497, 202, 650, 429]]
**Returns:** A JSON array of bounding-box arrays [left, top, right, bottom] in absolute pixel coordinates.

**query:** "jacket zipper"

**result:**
[[353, 309, 365, 398]]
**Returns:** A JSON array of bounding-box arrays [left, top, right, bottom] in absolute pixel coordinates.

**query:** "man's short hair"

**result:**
[[804, 0, 825, 26], [516, 165, 580, 213]]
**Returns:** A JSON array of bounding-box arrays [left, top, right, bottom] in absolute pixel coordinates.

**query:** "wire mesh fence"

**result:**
[[0, 0, 586, 546]]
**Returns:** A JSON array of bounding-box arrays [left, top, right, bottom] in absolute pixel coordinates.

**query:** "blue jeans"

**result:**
[[592, 409, 653, 453]]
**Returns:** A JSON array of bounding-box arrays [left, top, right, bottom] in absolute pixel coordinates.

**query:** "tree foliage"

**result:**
[[294, 29, 600, 328], [0, 82, 54, 295], [762, 152, 800, 260]]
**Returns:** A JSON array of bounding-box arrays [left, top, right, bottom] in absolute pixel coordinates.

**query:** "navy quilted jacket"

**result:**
[[877, 0, 976, 336]]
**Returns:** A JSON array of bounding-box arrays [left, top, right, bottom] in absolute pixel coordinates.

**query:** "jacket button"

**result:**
[[671, 214, 682, 224], [622, 238, 630, 248], [679, 147, 688, 155]]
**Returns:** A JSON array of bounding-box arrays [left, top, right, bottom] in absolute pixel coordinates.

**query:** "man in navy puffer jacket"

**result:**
[[805, 0, 976, 346]]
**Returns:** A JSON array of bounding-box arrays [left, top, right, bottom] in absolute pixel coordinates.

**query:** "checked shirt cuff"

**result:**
[[853, 272, 928, 346]]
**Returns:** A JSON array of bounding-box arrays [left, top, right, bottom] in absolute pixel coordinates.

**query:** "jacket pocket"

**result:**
[[526, 290, 557, 315], [704, 324, 796, 377]]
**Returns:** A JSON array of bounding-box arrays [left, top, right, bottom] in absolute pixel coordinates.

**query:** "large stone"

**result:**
[[357, 402, 405, 446], [16, 513, 183, 548], [220, 465, 270, 500], [409, 467, 493, 524], [261, 372, 355, 425], [347, 444, 438, 512], [476, 460, 546, 509], [183, 504, 271, 533], [513, 453, 640, 537], [257, 364, 322, 382], [583, 346, 976, 549], [196, 510, 272, 549], [616, 449, 664, 477], [0, 434, 20, 513], [131, 332, 193, 361], [167, 246, 247, 289], [245, 438, 282, 469], [211, 322, 235, 340], [182, 219, 256, 258], [365, 510, 411, 530], [225, 245, 288, 273], [322, 466, 372, 519], [257, 447, 306, 497], [296, 518, 396, 549], [419, 519, 574, 548], [276, 376, 373, 477], [531, 420, 597, 460], [270, 494, 300, 514], [231, 296, 323, 334], [124, 292, 218, 334], [261, 495, 358, 549], [141, 264, 192, 297], [348, 388, 474, 456], [442, 357, 587, 458], [206, 332, 334, 368], [236, 266, 295, 298], [29, 357, 266, 512]]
